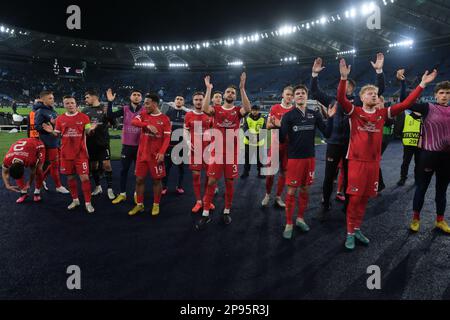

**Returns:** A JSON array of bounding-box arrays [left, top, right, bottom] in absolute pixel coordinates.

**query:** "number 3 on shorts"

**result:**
[[232, 164, 238, 173]]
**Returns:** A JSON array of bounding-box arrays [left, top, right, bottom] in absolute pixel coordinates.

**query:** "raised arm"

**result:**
[[106, 89, 124, 119], [398, 69, 430, 117], [239, 72, 251, 116], [389, 70, 437, 117], [337, 59, 354, 114], [310, 57, 334, 107], [398, 69, 407, 102], [202, 76, 214, 116], [371, 53, 385, 96]]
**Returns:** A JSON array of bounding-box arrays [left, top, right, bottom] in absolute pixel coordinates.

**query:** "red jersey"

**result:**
[[212, 105, 243, 155], [337, 79, 424, 162], [55, 112, 91, 160], [184, 110, 213, 148], [2, 138, 45, 169], [346, 107, 390, 162], [132, 111, 171, 161], [269, 103, 294, 148]]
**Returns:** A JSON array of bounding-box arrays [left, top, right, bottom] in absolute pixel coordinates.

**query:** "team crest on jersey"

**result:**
[[218, 119, 235, 128], [351, 186, 359, 192]]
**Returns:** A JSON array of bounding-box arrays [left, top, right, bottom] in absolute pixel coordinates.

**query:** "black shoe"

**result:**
[[397, 178, 406, 186], [223, 214, 232, 225], [240, 172, 249, 179], [196, 216, 211, 230]]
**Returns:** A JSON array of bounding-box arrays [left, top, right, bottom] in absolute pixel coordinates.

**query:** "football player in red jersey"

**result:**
[[196, 73, 251, 230], [337, 58, 436, 250], [261, 86, 294, 208], [128, 93, 171, 217], [212, 91, 223, 107], [184, 91, 217, 213], [42, 96, 97, 213], [210, 91, 222, 196], [2, 138, 45, 203]]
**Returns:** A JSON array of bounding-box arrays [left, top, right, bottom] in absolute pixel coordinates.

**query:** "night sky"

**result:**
[[0, 0, 352, 43]]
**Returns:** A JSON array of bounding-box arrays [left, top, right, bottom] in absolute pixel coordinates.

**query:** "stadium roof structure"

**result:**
[[0, 0, 449, 71]]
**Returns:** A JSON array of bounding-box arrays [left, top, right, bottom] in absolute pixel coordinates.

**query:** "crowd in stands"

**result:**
[[1, 47, 449, 110]]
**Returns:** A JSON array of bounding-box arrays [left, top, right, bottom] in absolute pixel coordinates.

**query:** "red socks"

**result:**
[[81, 180, 91, 203], [413, 211, 420, 221], [297, 191, 309, 219], [193, 174, 202, 201], [347, 195, 369, 233], [347, 195, 358, 234], [225, 179, 234, 209], [276, 175, 285, 197], [68, 178, 79, 200], [153, 182, 162, 204], [136, 193, 144, 205], [285, 193, 296, 225], [203, 183, 215, 211], [16, 177, 26, 190], [265, 176, 274, 194]]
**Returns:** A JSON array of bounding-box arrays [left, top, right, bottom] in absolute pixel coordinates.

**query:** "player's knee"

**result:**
[[136, 177, 145, 184], [287, 187, 296, 195]]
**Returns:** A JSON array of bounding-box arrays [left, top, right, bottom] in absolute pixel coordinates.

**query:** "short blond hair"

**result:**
[[359, 85, 379, 97]]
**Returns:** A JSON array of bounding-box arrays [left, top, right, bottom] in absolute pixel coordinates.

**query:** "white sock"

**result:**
[[223, 208, 230, 215], [202, 210, 210, 217]]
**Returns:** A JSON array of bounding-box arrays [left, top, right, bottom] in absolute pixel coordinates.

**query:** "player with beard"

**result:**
[[83, 90, 115, 200], [184, 92, 216, 213], [42, 96, 97, 213], [337, 58, 436, 250], [196, 73, 251, 230], [106, 89, 143, 204], [261, 86, 294, 208], [128, 93, 171, 217]]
